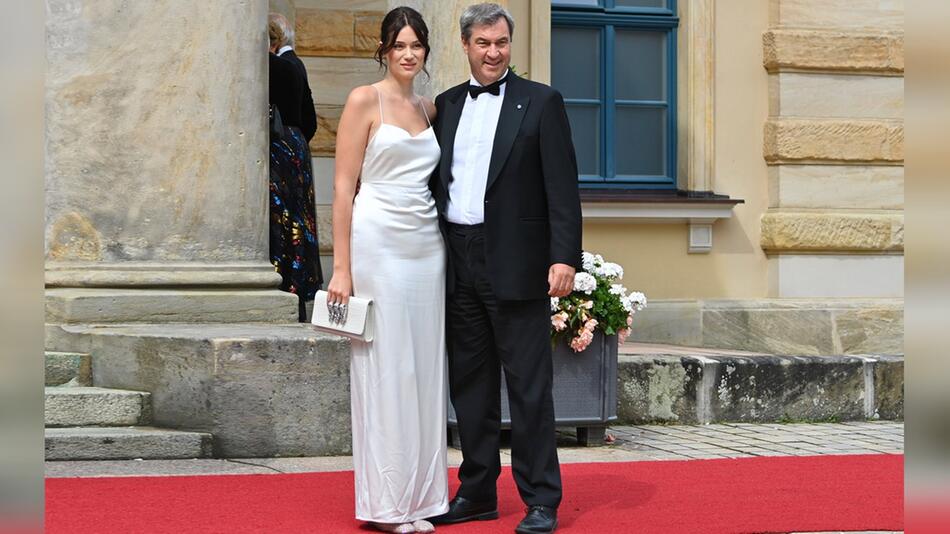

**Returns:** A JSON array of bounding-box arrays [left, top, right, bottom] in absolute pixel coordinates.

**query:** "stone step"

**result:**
[[45, 427, 213, 461], [45, 351, 92, 386], [45, 387, 151, 427], [617, 346, 903, 425]]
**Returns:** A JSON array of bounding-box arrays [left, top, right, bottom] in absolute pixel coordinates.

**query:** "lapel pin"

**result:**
[[516, 104, 523, 110]]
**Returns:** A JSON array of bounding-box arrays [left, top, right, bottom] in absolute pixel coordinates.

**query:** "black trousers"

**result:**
[[445, 223, 562, 508]]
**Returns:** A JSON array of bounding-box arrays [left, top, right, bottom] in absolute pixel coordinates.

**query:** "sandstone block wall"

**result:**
[[763, 0, 904, 298]]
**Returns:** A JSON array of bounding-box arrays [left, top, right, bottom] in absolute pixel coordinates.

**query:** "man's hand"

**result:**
[[548, 263, 575, 297]]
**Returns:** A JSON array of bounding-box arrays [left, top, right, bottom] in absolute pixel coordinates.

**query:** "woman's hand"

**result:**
[[326, 271, 353, 306]]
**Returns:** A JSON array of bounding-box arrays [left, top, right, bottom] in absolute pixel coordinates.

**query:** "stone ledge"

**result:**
[[45, 262, 283, 288], [764, 118, 904, 165], [763, 28, 904, 75], [760, 211, 904, 253], [617, 351, 903, 425], [46, 288, 299, 324], [295, 9, 384, 58]]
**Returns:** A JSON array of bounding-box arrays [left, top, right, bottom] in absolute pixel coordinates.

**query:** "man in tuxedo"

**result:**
[[268, 13, 317, 142], [428, 4, 582, 533]]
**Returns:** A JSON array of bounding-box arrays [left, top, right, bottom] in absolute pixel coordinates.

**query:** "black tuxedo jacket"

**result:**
[[431, 72, 583, 300], [281, 49, 318, 142]]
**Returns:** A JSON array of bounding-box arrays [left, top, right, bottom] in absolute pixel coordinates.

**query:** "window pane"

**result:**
[[614, 0, 668, 8], [565, 105, 600, 176], [551, 27, 600, 100], [552, 0, 601, 6], [614, 29, 667, 101], [614, 106, 666, 176]]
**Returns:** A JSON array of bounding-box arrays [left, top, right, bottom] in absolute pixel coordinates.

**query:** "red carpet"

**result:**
[[46, 454, 903, 533]]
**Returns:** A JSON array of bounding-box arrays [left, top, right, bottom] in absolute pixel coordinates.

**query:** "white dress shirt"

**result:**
[[446, 72, 508, 225], [277, 45, 293, 56]]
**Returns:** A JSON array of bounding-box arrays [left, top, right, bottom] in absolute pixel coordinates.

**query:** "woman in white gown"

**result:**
[[326, 7, 447, 534]]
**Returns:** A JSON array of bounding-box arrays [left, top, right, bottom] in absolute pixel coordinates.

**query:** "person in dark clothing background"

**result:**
[[268, 18, 323, 321], [269, 12, 317, 142]]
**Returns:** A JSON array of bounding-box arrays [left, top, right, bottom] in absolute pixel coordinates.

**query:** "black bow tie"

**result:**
[[468, 77, 506, 99]]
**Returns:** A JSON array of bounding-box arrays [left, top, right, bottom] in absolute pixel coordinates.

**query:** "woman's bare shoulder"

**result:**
[[346, 85, 379, 109]]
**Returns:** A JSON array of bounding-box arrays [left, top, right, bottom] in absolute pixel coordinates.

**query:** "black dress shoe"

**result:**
[[428, 495, 498, 524], [515, 505, 558, 534]]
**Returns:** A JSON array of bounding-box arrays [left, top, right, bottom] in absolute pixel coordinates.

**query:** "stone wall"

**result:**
[[763, 0, 904, 298]]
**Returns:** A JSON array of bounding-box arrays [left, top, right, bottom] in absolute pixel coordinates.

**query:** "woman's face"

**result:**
[[384, 25, 426, 81]]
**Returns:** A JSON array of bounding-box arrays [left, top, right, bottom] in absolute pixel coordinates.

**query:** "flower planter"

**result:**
[[448, 330, 618, 447]]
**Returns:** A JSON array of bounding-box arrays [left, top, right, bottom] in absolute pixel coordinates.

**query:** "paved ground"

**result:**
[[46, 421, 903, 478], [608, 420, 904, 461]]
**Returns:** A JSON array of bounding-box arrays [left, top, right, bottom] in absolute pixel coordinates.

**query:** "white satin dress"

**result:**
[[349, 86, 449, 523]]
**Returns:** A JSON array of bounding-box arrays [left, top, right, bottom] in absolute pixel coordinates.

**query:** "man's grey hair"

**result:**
[[268, 12, 294, 47], [460, 3, 514, 41]]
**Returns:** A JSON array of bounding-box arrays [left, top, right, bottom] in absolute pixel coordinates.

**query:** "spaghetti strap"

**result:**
[[371, 84, 384, 124], [418, 98, 431, 127]]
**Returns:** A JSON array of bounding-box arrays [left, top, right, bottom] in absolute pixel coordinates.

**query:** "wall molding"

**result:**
[[677, 0, 716, 193], [763, 28, 904, 75], [764, 118, 904, 165], [760, 210, 904, 253]]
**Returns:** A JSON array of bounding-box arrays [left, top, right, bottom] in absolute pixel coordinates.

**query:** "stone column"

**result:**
[[45, 0, 298, 323]]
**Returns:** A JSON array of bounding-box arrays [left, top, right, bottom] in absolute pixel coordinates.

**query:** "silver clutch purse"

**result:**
[[311, 290, 374, 342]]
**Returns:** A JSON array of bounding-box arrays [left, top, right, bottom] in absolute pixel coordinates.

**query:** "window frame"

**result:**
[[552, 0, 679, 190]]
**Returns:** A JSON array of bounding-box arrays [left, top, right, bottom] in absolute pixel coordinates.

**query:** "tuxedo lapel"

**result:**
[[439, 87, 466, 190], [486, 75, 529, 192]]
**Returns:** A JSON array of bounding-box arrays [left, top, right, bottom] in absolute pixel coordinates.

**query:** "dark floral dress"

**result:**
[[269, 125, 323, 303]]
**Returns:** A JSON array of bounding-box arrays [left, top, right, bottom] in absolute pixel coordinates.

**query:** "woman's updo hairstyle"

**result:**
[[374, 6, 431, 76]]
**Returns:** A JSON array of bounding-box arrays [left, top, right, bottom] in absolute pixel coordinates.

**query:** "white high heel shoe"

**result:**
[[412, 519, 435, 533], [369, 522, 415, 533]]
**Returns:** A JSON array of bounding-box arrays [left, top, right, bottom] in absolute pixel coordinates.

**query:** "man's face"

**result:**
[[462, 18, 511, 86]]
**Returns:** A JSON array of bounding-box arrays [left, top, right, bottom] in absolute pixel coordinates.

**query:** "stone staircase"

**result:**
[[45, 351, 212, 461]]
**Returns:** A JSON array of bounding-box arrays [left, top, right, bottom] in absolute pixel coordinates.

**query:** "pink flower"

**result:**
[[570, 335, 591, 352], [570, 327, 595, 352], [584, 318, 598, 332], [626, 315, 634, 326], [551, 311, 569, 332], [581, 300, 594, 309], [618, 327, 631, 344]]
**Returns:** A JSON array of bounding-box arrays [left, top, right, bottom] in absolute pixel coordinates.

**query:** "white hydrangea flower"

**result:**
[[581, 251, 596, 272], [623, 291, 647, 312], [573, 272, 597, 294], [550, 297, 560, 311], [609, 284, 626, 296], [599, 262, 623, 280], [620, 298, 634, 313]]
